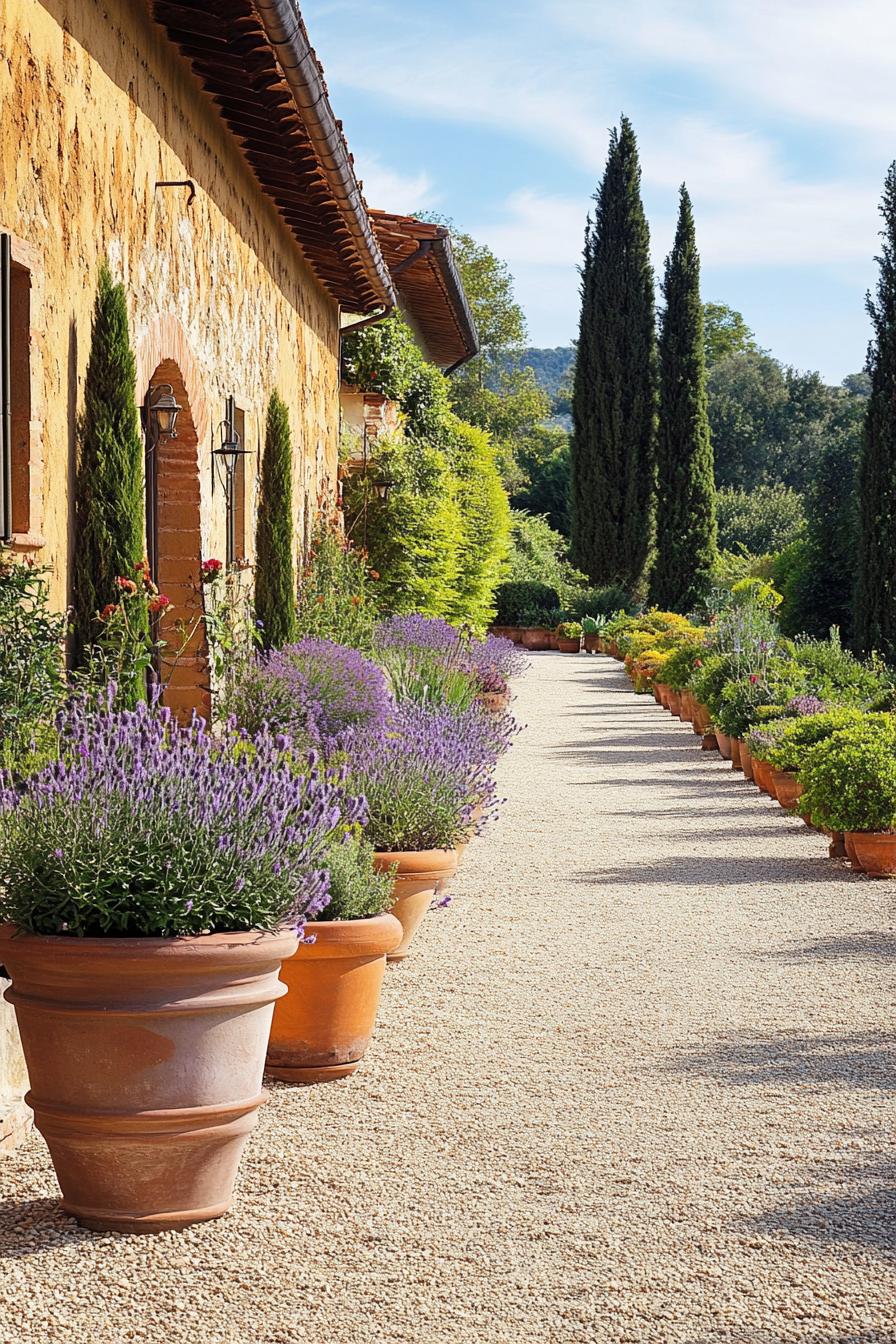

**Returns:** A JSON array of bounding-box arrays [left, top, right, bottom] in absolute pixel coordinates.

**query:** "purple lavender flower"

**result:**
[[786, 695, 827, 717]]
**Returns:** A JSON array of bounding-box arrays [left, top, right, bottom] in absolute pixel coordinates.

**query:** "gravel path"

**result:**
[[2, 653, 895, 1343]]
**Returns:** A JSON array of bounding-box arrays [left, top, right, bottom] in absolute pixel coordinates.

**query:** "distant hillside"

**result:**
[[496, 346, 575, 403]]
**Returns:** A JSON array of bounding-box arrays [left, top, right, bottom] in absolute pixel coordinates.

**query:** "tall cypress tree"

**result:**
[[255, 391, 297, 648], [855, 163, 896, 660], [72, 265, 146, 667], [651, 186, 716, 611], [571, 115, 657, 593]]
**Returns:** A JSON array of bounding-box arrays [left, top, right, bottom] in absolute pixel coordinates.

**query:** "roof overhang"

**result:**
[[368, 212, 479, 372], [148, 0, 396, 313]]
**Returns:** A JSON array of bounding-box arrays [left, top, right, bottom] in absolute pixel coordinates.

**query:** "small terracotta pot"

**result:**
[[667, 690, 682, 717], [583, 634, 601, 653], [740, 741, 754, 781], [0, 924, 296, 1233], [771, 769, 803, 811], [609, 640, 620, 659], [751, 757, 775, 795], [266, 913, 402, 1084], [715, 729, 733, 761], [845, 832, 896, 876], [520, 627, 552, 651], [477, 688, 510, 713], [372, 849, 459, 961], [556, 637, 581, 653], [731, 738, 743, 770]]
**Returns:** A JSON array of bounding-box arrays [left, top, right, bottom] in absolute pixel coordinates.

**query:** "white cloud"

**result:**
[[350, 151, 437, 214]]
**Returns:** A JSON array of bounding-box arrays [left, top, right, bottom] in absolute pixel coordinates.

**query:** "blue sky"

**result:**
[[304, 0, 896, 383]]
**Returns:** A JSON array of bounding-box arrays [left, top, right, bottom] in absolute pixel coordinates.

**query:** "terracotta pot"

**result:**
[[740, 741, 754, 781], [715, 729, 733, 761], [583, 634, 601, 653], [771, 769, 803, 811], [845, 832, 896, 876], [556, 637, 581, 653], [731, 737, 743, 770], [751, 757, 775, 795], [667, 690, 682, 717], [608, 640, 620, 658], [266, 913, 402, 1085], [0, 924, 296, 1233], [844, 833, 862, 868], [519, 627, 552, 651], [488, 626, 516, 641], [694, 701, 713, 736], [477, 688, 510, 713], [372, 849, 458, 961]]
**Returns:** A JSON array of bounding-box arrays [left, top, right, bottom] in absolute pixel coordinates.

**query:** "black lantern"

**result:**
[[212, 417, 250, 566], [372, 477, 395, 503], [148, 383, 181, 440]]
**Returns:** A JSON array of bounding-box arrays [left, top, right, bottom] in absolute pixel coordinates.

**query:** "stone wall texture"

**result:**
[[0, 0, 343, 610]]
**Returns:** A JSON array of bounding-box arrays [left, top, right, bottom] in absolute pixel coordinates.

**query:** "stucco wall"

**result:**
[[0, 0, 342, 609]]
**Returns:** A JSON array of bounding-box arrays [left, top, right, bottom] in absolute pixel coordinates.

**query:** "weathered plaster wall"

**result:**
[[0, 0, 342, 608]]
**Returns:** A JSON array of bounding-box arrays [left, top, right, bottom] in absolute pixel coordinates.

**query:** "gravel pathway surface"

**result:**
[[2, 653, 895, 1343]]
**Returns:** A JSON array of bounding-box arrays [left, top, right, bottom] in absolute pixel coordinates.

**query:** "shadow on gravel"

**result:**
[[762, 932, 896, 963], [745, 1154, 896, 1261], [667, 1028, 896, 1093], [0, 1196, 93, 1256], [573, 852, 846, 885]]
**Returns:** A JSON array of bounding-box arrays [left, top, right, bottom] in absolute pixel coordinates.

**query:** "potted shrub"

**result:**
[[492, 581, 559, 644], [763, 705, 857, 811], [555, 621, 583, 653], [0, 694, 356, 1232], [266, 833, 401, 1084], [799, 716, 896, 874], [466, 634, 526, 712], [347, 702, 509, 960], [581, 615, 605, 654], [517, 607, 554, 652]]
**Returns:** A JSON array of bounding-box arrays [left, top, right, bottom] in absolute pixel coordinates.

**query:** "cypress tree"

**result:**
[[651, 186, 717, 611], [71, 265, 146, 666], [855, 163, 896, 660], [571, 115, 657, 593], [255, 391, 297, 648]]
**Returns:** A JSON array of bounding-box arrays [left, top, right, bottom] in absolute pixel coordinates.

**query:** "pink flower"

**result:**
[[149, 594, 171, 614], [749, 674, 759, 684]]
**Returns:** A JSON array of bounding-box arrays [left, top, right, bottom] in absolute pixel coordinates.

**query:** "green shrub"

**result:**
[[791, 634, 887, 704], [296, 510, 376, 649], [255, 391, 297, 648], [764, 709, 865, 772], [317, 833, 396, 922], [494, 581, 560, 624], [566, 584, 634, 619], [661, 641, 705, 691], [442, 417, 511, 628], [504, 510, 588, 604], [800, 717, 896, 831], [713, 675, 791, 738], [715, 484, 805, 556], [557, 621, 582, 639], [0, 552, 66, 773], [690, 653, 736, 715]]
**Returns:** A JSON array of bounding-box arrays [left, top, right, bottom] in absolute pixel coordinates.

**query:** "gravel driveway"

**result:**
[[1, 653, 895, 1343]]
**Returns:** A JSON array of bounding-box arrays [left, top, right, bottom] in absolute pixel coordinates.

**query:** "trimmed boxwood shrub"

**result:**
[[800, 716, 896, 832], [764, 709, 865, 772], [494, 581, 560, 625]]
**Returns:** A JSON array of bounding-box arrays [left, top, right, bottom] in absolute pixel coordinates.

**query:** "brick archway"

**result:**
[[145, 359, 211, 724]]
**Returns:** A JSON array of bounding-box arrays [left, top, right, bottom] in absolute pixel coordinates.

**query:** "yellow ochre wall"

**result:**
[[0, 0, 342, 609]]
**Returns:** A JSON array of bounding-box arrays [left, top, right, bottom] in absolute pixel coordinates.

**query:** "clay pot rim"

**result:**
[[295, 911, 403, 959], [372, 847, 459, 878], [845, 829, 896, 839], [0, 922, 298, 959]]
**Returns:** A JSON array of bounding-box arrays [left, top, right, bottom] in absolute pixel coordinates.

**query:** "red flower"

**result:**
[[368, 569, 380, 581], [99, 602, 119, 621], [115, 576, 138, 594], [200, 558, 223, 584], [749, 674, 759, 684], [694, 659, 702, 668], [149, 594, 171, 614]]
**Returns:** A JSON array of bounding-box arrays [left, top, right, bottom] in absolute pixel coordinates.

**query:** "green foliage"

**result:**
[[255, 392, 296, 649], [566, 583, 634, 619], [690, 653, 736, 716], [296, 510, 376, 649], [571, 115, 657, 591], [379, 647, 478, 711], [72, 264, 146, 674], [661, 640, 705, 692], [855, 163, 896, 662], [504, 510, 588, 604], [317, 832, 395, 922], [651, 186, 717, 611], [510, 425, 571, 534], [764, 709, 865, 772], [345, 432, 461, 618], [0, 553, 66, 772], [800, 717, 896, 832], [716, 484, 805, 555], [494, 580, 560, 625], [557, 621, 582, 639], [703, 303, 757, 367], [442, 417, 511, 628], [341, 315, 420, 401], [713, 674, 796, 738]]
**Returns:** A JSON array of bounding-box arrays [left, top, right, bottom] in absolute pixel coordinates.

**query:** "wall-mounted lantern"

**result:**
[[372, 477, 395, 504], [211, 416, 250, 566], [147, 383, 182, 441]]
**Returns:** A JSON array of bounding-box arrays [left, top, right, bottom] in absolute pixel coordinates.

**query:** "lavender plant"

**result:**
[[347, 701, 515, 851], [221, 638, 392, 754], [0, 690, 363, 937]]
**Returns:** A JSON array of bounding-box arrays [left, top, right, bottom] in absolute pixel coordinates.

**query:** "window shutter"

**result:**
[[0, 234, 11, 542]]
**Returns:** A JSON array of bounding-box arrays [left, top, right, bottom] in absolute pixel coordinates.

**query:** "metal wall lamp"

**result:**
[[147, 384, 182, 441]]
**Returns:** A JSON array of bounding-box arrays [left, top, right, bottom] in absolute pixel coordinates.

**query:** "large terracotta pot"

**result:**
[[488, 626, 516, 641], [583, 634, 601, 654], [715, 729, 733, 761], [740, 741, 754, 781], [608, 640, 620, 659], [693, 701, 713, 736], [520, 627, 552, 651], [556, 637, 581, 653], [372, 849, 458, 961], [266, 913, 402, 1085], [844, 833, 862, 868], [845, 832, 896, 876], [731, 737, 743, 770], [667, 690, 682, 717], [0, 924, 296, 1233], [477, 688, 511, 713], [752, 757, 775, 796], [771, 769, 803, 811]]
